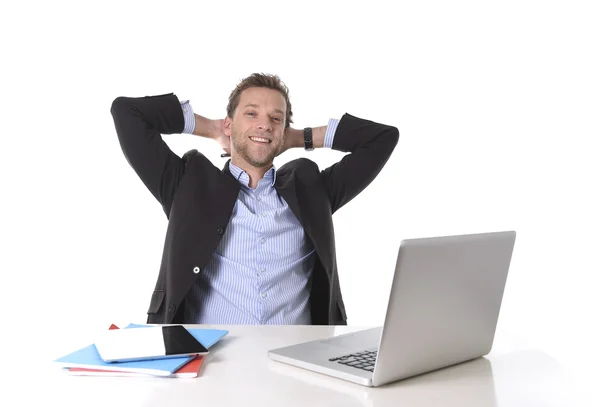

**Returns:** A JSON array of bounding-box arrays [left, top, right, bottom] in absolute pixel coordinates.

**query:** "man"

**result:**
[[111, 73, 399, 326]]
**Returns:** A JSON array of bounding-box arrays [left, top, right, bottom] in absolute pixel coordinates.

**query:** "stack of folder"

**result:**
[[53, 323, 228, 378]]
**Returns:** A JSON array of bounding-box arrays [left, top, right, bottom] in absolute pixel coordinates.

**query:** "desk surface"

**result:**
[[16, 325, 594, 406]]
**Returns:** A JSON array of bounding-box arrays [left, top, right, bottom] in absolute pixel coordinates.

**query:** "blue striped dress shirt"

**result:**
[[179, 100, 339, 324]]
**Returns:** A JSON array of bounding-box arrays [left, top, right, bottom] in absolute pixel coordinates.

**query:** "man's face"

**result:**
[[224, 87, 287, 169]]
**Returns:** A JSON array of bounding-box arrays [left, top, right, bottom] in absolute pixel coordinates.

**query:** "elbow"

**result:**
[[387, 126, 400, 150], [390, 126, 399, 142], [110, 96, 130, 117]]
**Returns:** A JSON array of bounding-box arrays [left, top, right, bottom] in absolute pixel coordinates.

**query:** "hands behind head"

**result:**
[[212, 119, 231, 156], [278, 127, 302, 157]]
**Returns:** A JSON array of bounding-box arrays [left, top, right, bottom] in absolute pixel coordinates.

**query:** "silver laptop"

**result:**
[[268, 231, 516, 387]]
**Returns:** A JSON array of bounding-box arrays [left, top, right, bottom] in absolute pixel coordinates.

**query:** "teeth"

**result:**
[[250, 137, 269, 143]]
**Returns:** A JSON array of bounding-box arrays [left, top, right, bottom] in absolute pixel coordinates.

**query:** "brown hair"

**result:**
[[226, 73, 293, 129]]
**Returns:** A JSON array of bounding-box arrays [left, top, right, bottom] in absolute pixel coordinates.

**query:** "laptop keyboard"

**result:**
[[328, 350, 378, 372]]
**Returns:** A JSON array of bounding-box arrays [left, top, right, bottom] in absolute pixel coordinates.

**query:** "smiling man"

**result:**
[[111, 73, 399, 325], [224, 86, 293, 187]]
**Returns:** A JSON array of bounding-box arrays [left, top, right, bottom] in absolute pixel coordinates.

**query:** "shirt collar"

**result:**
[[228, 161, 277, 187]]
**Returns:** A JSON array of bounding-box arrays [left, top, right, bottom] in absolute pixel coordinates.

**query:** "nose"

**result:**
[[256, 118, 272, 132]]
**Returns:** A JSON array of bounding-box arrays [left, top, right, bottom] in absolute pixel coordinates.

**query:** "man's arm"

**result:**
[[279, 114, 399, 214], [320, 114, 399, 214], [176, 99, 232, 155], [111, 93, 192, 217], [280, 117, 342, 153], [283, 126, 327, 150], [192, 114, 231, 155]]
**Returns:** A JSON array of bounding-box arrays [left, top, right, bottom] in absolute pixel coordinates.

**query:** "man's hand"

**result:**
[[210, 119, 231, 155], [278, 127, 304, 156], [193, 115, 230, 155]]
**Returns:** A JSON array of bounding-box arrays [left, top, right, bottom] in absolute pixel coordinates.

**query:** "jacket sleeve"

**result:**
[[110, 93, 188, 217], [320, 113, 399, 214]]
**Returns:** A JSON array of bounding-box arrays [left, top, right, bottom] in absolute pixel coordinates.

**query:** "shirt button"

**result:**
[[261, 212, 267, 217], [260, 268, 266, 273], [183, 107, 187, 113], [193, 266, 200, 274], [260, 237, 266, 244], [256, 196, 261, 201], [261, 292, 267, 299]]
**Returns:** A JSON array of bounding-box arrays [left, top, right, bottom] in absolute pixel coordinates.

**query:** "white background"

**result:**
[[1, 0, 598, 387]]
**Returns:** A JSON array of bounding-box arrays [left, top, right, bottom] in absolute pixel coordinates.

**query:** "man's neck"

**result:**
[[230, 157, 273, 189]]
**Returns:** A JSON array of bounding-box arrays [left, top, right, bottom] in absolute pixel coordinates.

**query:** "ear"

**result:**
[[223, 116, 232, 137]]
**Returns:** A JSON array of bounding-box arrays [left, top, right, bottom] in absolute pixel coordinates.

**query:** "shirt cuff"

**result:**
[[323, 118, 339, 148], [181, 100, 196, 134]]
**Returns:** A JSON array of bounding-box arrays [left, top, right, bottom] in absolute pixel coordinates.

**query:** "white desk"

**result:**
[[15, 325, 594, 406]]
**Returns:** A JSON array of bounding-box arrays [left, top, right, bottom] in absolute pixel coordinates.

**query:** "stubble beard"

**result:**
[[231, 129, 281, 168]]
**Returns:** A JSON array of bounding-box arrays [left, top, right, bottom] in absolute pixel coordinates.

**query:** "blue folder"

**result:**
[[53, 344, 192, 376], [53, 325, 229, 376]]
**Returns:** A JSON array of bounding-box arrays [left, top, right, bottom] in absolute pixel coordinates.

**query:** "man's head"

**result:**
[[224, 73, 293, 170]]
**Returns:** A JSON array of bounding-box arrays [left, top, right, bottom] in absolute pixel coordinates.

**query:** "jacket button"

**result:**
[[217, 228, 224, 235], [168, 304, 176, 313], [193, 266, 200, 274]]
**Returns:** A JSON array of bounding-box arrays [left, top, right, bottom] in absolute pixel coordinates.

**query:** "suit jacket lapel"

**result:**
[[275, 168, 332, 281], [221, 160, 303, 227], [217, 161, 243, 204], [274, 170, 303, 227], [222, 160, 235, 180]]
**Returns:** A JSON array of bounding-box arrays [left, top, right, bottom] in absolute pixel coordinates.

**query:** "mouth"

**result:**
[[249, 136, 271, 144]]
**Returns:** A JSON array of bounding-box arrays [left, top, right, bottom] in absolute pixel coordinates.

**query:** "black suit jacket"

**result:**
[[110, 93, 399, 325]]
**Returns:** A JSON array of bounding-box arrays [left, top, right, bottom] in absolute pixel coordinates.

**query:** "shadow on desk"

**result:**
[[267, 349, 573, 407], [268, 355, 497, 407]]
